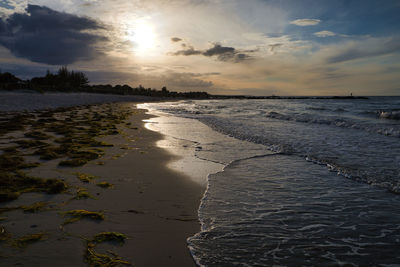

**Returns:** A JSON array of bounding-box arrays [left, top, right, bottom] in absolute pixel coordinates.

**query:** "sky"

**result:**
[[0, 0, 399, 96]]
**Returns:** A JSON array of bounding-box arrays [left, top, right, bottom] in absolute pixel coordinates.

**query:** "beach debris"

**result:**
[[24, 130, 51, 140], [85, 248, 131, 266], [85, 232, 131, 266], [13, 232, 48, 248], [91, 232, 127, 245], [0, 153, 40, 171], [34, 146, 61, 160], [74, 188, 95, 200], [0, 171, 67, 203], [0, 202, 52, 214], [96, 182, 113, 188], [75, 173, 97, 183], [62, 209, 104, 225], [13, 139, 48, 149], [0, 113, 33, 136], [21, 202, 49, 213]]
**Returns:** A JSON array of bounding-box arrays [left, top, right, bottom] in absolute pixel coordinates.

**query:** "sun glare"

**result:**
[[128, 21, 156, 53]]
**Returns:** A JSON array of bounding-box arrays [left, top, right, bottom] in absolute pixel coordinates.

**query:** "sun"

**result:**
[[128, 21, 156, 53]]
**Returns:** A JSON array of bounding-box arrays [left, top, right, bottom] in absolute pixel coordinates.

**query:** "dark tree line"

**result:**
[[0, 67, 210, 99], [30, 66, 89, 91]]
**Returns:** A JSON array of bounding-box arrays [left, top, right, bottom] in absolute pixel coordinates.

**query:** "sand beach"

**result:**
[[0, 93, 203, 266]]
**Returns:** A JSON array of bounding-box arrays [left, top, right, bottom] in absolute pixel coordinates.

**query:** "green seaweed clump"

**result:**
[[21, 202, 49, 213], [62, 209, 104, 225], [85, 231, 130, 266], [0, 171, 67, 203], [91, 232, 127, 245], [0, 153, 39, 171], [24, 131, 51, 140], [86, 248, 131, 266], [74, 188, 95, 200], [14, 232, 48, 248], [59, 150, 104, 167], [13, 139, 48, 149], [75, 173, 97, 183], [96, 182, 113, 188], [0, 113, 32, 136], [34, 147, 60, 160]]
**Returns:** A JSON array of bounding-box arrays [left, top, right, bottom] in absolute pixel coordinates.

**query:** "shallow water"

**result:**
[[139, 98, 400, 266]]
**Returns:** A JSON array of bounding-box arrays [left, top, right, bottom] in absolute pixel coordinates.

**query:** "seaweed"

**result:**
[[0, 103, 132, 204], [96, 182, 113, 189], [24, 131, 51, 140], [75, 173, 97, 183], [21, 202, 49, 213], [85, 248, 131, 266], [91, 232, 127, 245], [14, 232, 48, 248], [84, 231, 131, 266], [0, 171, 67, 203], [62, 210, 104, 225], [59, 150, 104, 167], [13, 140, 48, 149], [0, 153, 28, 171], [74, 188, 95, 200], [34, 146, 60, 160], [0, 114, 33, 136]]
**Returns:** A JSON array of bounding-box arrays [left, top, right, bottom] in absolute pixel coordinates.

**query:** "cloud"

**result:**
[[171, 37, 182, 42], [0, 4, 108, 65], [314, 31, 336, 37], [172, 43, 251, 62], [203, 44, 235, 56], [269, 43, 283, 52], [173, 46, 203, 56], [162, 72, 214, 88], [326, 36, 400, 63], [290, 19, 320, 26], [82, 69, 216, 91]]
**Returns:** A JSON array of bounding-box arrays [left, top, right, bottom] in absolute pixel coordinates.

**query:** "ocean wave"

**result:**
[[306, 106, 328, 111], [265, 111, 400, 138], [379, 111, 400, 120]]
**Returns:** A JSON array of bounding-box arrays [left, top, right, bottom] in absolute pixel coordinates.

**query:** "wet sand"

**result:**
[[0, 103, 203, 266]]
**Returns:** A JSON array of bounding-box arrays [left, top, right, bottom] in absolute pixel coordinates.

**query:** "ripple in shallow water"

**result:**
[[188, 155, 400, 266]]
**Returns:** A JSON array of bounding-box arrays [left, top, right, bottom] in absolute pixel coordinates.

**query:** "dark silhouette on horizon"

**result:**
[[0, 67, 367, 100], [0, 67, 210, 99]]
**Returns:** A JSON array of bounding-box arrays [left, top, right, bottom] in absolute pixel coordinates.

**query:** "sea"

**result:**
[[139, 97, 400, 266]]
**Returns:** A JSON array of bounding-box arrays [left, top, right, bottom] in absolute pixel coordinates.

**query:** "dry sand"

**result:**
[[0, 103, 203, 266]]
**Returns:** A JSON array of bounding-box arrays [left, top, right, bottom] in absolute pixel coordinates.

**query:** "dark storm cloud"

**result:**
[[172, 43, 251, 62], [0, 5, 108, 65], [171, 37, 182, 42], [173, 46, 203, 56], [203, 44, 235, 56]]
